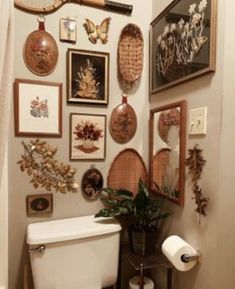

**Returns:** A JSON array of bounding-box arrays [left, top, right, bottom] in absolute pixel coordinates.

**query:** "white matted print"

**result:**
[[70, 113, 106, 160], [14, 79, 62, 137], [60, 18, 77, 43]]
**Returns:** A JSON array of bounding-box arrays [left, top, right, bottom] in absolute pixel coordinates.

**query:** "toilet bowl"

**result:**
[[27, 215, 121, 289]]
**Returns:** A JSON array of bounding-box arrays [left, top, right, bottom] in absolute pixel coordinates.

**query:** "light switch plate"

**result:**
[[189, 107, 207, 135]]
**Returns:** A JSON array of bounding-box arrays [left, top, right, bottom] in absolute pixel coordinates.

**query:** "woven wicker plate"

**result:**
[[152, 148, 170, 189], [107, 148, 148, 196], [118, 23, 144, 83]]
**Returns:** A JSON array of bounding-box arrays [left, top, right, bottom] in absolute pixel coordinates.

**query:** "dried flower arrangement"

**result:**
[[74, 120, 103, 142], [17, 139, 78, 193], [73, 59, 100, 99], [185, 144, 209, 222], [156, 0, 208, 76]]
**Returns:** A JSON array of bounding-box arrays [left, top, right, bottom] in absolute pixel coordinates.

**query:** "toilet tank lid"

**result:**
[[27, 215, 121, 245]]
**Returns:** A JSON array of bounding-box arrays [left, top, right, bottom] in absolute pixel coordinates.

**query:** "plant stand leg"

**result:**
[[167, 268, 173, 289], [139, 263, 144, 289]]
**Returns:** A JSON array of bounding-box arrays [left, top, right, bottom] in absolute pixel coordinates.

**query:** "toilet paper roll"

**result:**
[[129, 276, 154, 289], [162, 235, 198, 272]]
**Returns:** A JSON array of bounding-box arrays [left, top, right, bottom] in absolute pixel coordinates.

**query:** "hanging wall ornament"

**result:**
[[84, 17, 111, 44], [24, 15, 58, 76], [81, 167, 103, 200], [109, 95, 137, 144], [118, 23, 144, 83]]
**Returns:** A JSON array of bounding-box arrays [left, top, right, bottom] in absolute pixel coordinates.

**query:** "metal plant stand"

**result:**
[[122, 245, 173, 289]]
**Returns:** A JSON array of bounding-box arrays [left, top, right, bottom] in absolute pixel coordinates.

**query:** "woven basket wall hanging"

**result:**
[[107, 148, 148, 196], [118, 23, 144, 83]]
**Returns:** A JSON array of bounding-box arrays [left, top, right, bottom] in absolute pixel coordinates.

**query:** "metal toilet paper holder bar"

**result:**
[[181, 250, 202, 263]]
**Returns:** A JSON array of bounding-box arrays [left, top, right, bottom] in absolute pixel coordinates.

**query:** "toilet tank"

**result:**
[[27, 215, 121, 289]]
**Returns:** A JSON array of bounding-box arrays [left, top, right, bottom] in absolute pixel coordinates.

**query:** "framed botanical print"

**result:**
[[150, 0, 217, 93], [67, 49, 109, 104], [70, 113, 106, 160], [14, 79, 62, 137]]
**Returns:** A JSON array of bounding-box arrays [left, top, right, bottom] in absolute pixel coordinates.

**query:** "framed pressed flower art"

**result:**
[[67, 49, 109, 105], [14, 79, 62, 137], [70, 113, 106, 160], [150, 0, 217, 93]]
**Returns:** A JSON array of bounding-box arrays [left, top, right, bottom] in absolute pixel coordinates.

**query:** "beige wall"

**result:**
[[151, 0, 230, 289], [10, 2, 151, 289]]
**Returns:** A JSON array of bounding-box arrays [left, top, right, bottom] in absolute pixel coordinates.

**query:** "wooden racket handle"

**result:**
[[82, 0, 132, 14], [81, 0, 105, 7], [105, 0, 133, 14]]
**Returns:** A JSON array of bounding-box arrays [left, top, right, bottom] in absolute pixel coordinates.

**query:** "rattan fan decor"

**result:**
[[107, 148, 148, 196], [118, 23, 144, 83], [152, 149, 170, 190]]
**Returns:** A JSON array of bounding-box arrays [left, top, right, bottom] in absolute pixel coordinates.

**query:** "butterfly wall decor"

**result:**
[[84, 17, 111, 44]]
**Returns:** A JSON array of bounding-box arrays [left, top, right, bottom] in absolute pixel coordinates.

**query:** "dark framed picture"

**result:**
[[70, 113, 106, 160], [150, 0, 217, 93], [59, 18, 77, 43], [14, 79, 62, 137], [81, 168, 103, 200], [26, 194, 53, 215], [67, 49, 109, 104]]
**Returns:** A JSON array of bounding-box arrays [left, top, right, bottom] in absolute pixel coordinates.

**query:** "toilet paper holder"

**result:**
[[181, 250, 202, 263]]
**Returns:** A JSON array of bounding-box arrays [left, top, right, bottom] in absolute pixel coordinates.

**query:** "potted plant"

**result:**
[[95, 179, 171, 256]]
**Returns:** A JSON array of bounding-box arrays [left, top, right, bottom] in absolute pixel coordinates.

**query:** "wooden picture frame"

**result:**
[[67, 49, 109, 105], [59, 18, 77, 43], [26, 193, 53, 215], [150, 0, 217, 93], [14, 79, 62, 137], [149, 100, 187, 206], [70, 113, 106, 160]]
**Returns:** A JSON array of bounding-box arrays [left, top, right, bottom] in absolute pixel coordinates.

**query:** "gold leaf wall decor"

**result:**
[[17, 139, 78, 193]]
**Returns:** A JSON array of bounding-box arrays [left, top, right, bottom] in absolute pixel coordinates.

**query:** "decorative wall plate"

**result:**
[[24, 17, 58, 76], [109, 95, 137, 144], [107, 148, 148, 196], [81, 168, 103, 200], [118, 23, 144, 83]]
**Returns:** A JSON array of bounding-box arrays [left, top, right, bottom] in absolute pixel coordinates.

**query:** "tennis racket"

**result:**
[[14, 0, 133, 15]]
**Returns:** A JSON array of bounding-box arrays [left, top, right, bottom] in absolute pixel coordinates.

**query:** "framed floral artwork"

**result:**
[[14, 79, 62, 137], [70, 113, 106, 160], [67, 49, 109, 104], [150, 0, 217, 93]]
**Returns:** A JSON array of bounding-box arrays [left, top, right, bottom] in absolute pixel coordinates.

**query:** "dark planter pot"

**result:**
[[128, 225, 157, 256]]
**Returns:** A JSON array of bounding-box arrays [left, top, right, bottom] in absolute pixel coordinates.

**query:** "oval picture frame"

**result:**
[[81, 168, 103, 200]]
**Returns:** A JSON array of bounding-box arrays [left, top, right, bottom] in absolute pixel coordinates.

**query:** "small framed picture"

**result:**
[[81, 168, 103, 200], [59, 18, 77, 43], [70, 113, 106, 160], [26, 194, 53, 215], [14, 79, 62, 137], [67, 49, 109, 105]]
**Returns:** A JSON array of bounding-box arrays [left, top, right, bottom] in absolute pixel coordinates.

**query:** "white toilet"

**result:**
[[27, 215, 121, 289]]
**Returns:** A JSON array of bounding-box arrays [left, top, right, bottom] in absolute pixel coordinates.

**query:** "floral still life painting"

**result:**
[[14, 79, 62, 137], [70, 113, 106, 160], [67, 49, 109, 104], [150, 0, 216, 93]]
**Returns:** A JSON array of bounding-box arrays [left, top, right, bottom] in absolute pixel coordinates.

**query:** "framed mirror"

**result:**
[[149, 100, 186, 206]]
